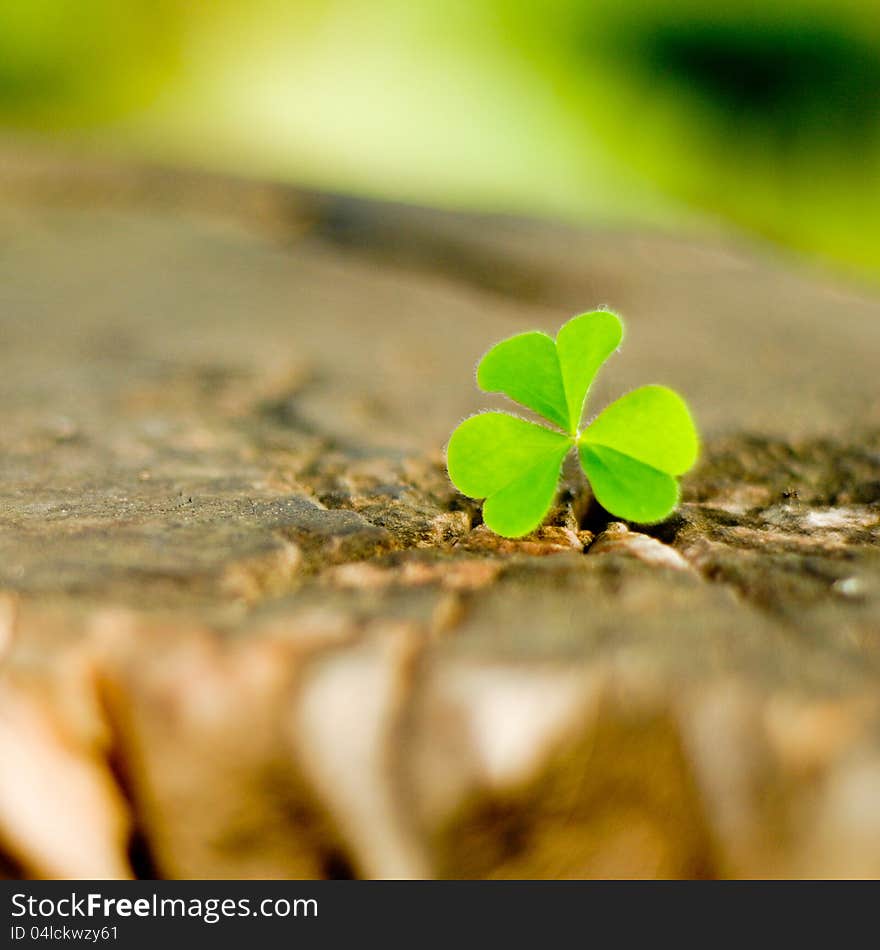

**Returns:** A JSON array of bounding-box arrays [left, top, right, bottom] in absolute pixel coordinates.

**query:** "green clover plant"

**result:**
[[446, 310, 698, 537]]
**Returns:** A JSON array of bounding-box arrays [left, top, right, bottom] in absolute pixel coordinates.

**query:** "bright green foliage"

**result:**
[[554, 309, 623, 434], [447, 413, 571, 539], [446, 310, 698, 537], [577, 444, 679, 525]]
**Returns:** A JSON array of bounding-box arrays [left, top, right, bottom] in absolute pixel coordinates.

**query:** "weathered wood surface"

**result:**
[[1, 147, 880, 879]]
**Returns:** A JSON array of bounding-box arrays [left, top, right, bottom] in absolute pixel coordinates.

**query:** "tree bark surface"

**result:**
[[1, 147, 879, 879]]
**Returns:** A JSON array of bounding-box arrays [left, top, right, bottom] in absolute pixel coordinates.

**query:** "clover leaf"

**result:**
[[446, 310, 699, 537]]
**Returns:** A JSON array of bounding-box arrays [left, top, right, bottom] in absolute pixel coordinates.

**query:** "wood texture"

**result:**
[[1, 147, 879, 878]]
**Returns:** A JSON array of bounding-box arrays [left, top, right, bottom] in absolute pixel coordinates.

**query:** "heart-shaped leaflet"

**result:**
[[446, 310, 698, 537]]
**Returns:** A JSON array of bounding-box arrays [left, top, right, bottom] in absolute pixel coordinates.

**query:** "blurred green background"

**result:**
[[3, 0, 880, 278]]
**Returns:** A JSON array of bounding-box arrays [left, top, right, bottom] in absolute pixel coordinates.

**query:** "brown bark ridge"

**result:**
[[1, 146, 879, 879]]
